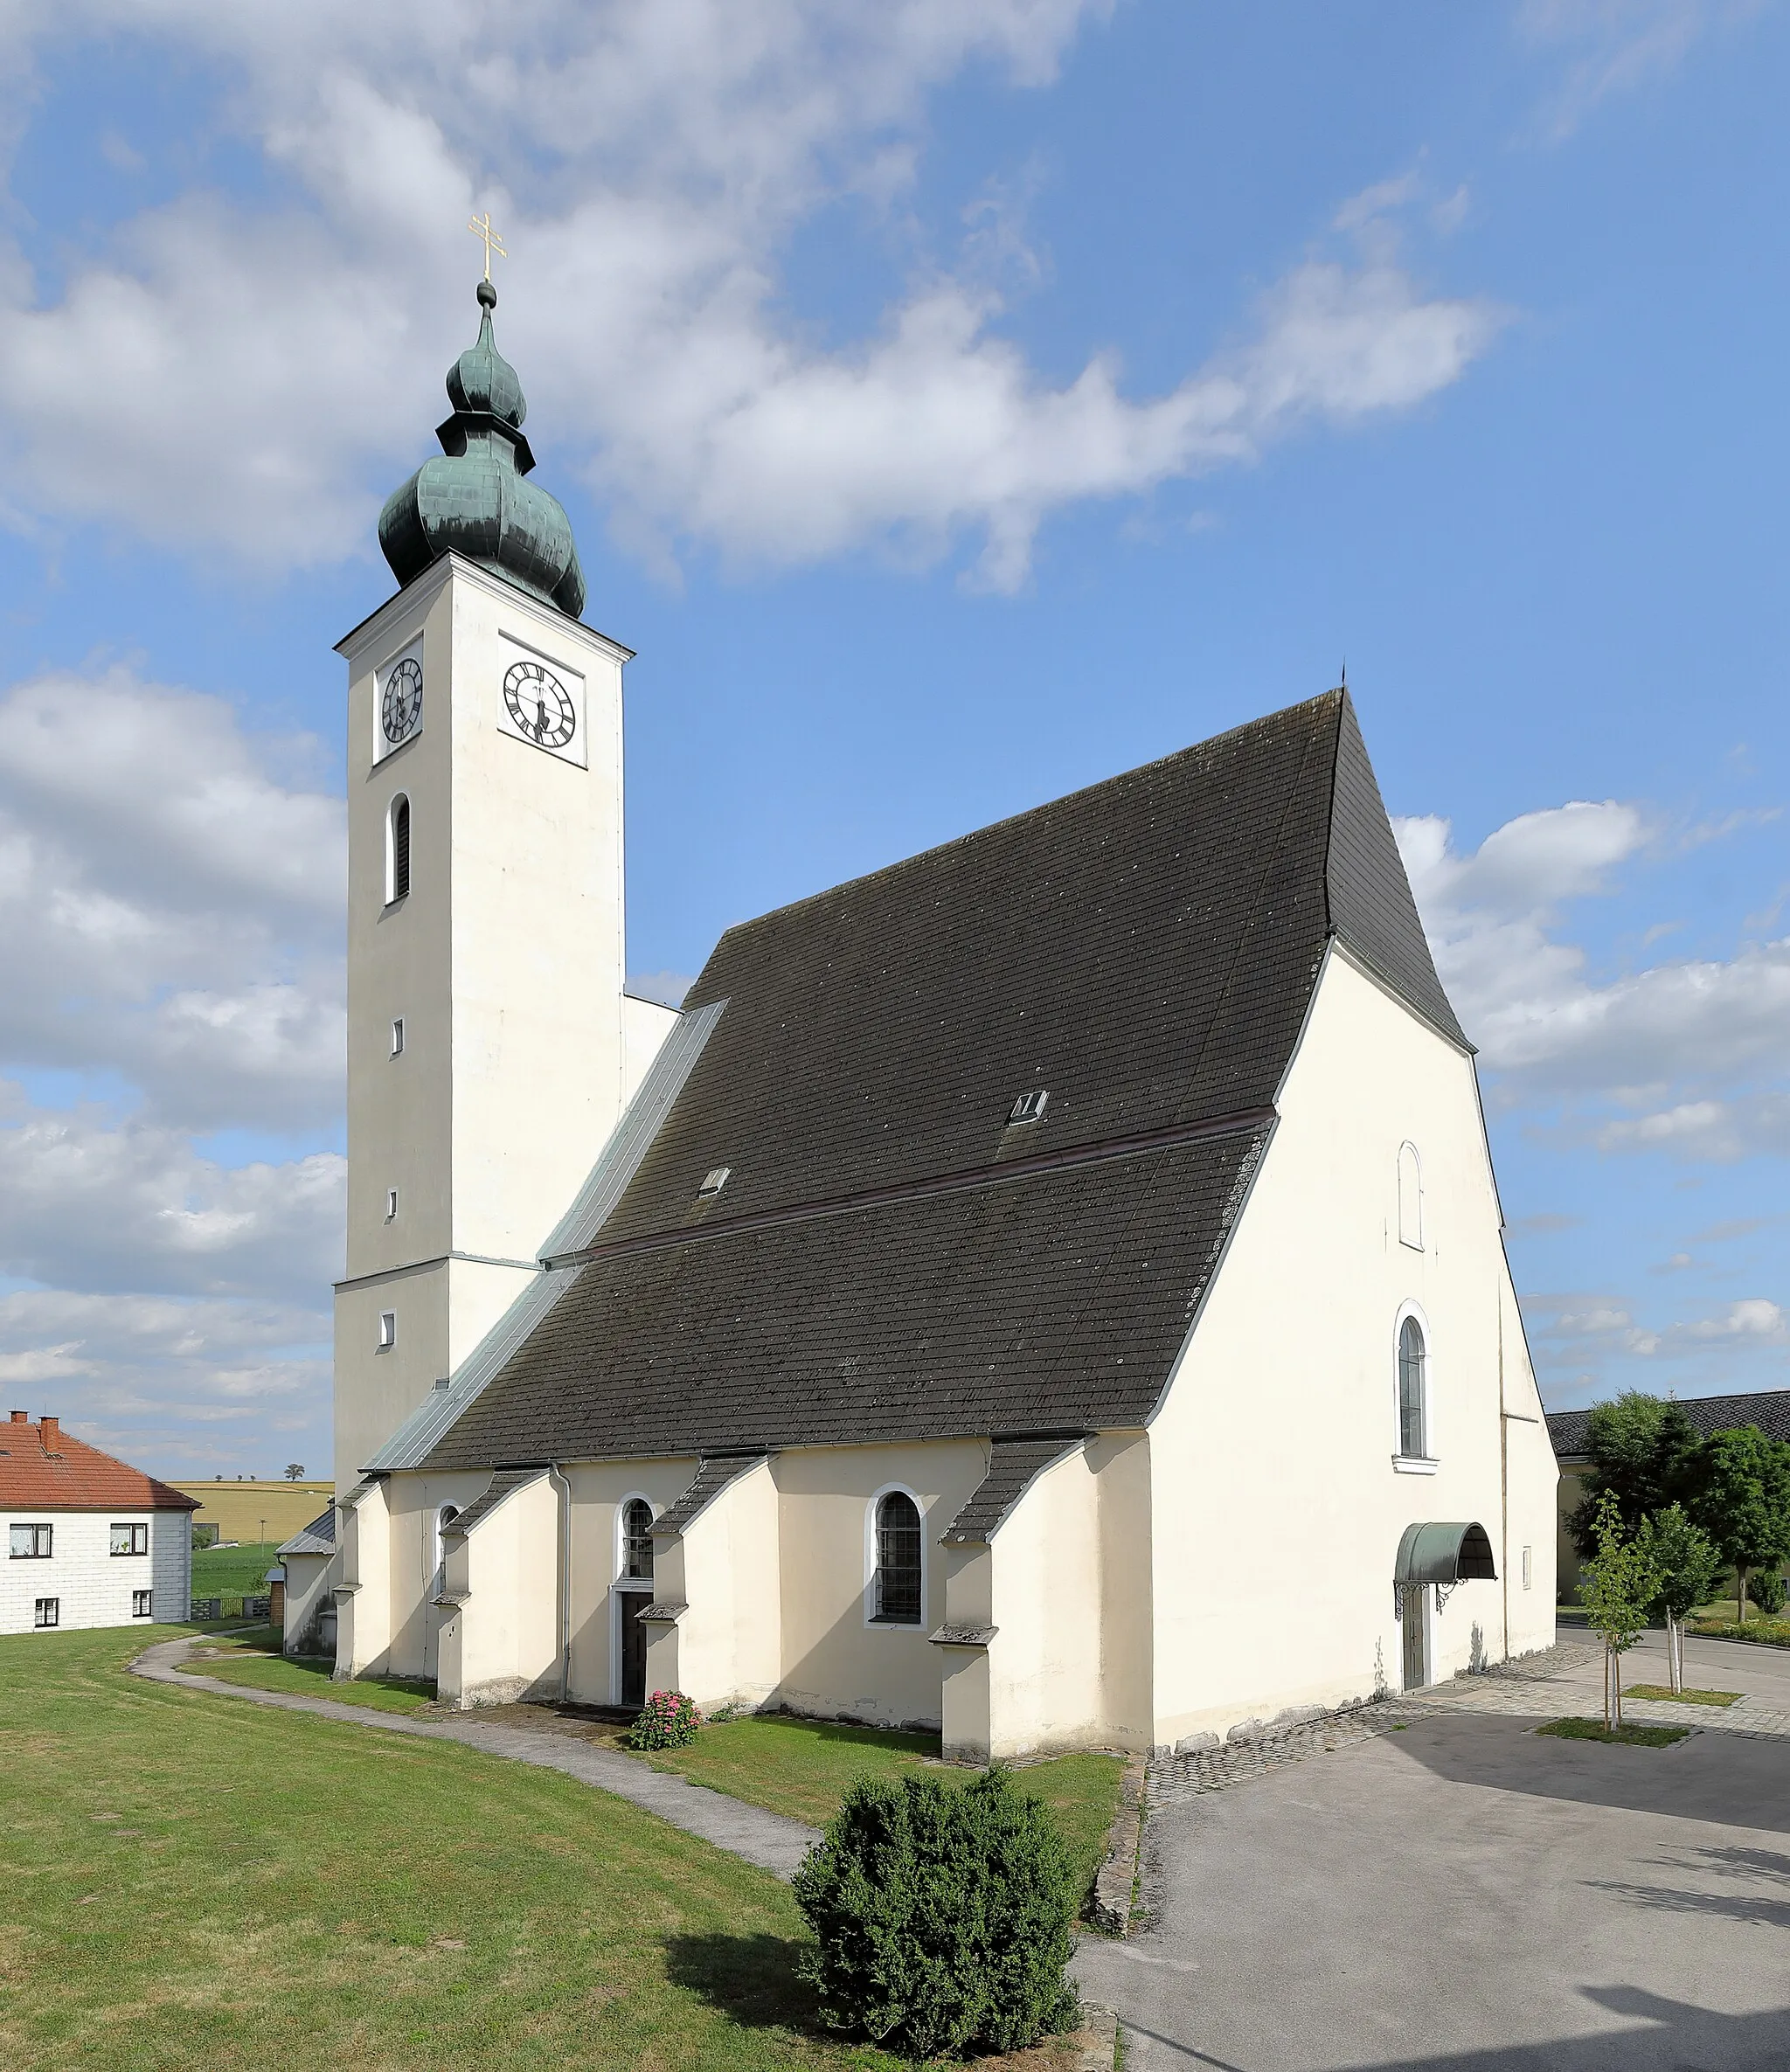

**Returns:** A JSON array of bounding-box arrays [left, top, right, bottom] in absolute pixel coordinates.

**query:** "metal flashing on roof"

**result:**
[[363, 998, 727, 1473]]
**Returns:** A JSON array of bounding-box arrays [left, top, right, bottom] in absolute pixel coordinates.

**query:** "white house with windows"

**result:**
[[1, 1412, 196, 1637], [290, 281, 1558, 1758]]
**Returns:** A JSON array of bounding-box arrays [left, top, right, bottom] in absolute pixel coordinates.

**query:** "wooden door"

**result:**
[[1401, 1584, 1427, 1691], [620, 1590, 649, 1708]]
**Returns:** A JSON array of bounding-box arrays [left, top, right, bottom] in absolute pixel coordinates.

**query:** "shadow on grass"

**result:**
[[663, 1929, 823, 2035]]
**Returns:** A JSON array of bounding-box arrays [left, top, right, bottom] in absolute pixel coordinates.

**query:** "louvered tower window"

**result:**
[[388, 794, 412, 903], [872, 1492, 923, 1625]]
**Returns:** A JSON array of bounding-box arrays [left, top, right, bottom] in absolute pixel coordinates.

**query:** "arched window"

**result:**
[[621, 1498, 654, 1581], [386, 793, 411, 904], [432, 1504, 458, 1593], [1398, 1141, 1423, 1250], [871, 1491, 923, 1625], [1398, 1317, 1427, 1459]]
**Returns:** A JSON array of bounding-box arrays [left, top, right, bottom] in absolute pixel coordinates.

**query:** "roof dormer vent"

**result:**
[[698, 1167, 731, 1197], [1007, 1090, 1049, 1126]]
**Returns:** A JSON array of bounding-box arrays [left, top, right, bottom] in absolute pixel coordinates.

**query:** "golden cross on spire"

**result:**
[[468, 211, 508, 281]]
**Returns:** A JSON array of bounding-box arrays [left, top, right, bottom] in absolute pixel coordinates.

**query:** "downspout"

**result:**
[[1497, 1294, 1510, 1665], [547, 1463, 572, 1701]]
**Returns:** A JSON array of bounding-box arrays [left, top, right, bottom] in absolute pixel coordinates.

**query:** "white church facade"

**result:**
[[284, 281, 1558, 1761]]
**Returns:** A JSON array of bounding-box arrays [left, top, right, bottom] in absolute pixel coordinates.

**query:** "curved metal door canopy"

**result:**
[[1396, 1521, 1497, 1588]]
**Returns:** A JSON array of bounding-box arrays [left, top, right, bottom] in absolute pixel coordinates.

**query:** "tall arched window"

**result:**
[[871, 1491, 923, 1625], [1398, 1141, 1423, 1250], [432, 1504, 458, 1594], [1398, 1317, 1427, 1459], [621, 1498, 654, 1581], [386, 793, 411, 904]]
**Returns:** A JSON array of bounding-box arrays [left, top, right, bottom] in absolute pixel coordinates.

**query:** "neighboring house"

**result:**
[[1547, 1389, 1790, 1601], [2, 1412, 197, 1636], [305, 282, 1558, 1757]]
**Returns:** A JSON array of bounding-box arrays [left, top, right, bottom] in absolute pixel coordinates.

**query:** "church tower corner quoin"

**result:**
[[330, 277, 672, 1500]]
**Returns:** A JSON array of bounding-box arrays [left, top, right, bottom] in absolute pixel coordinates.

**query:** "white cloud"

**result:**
[[0, 669, 344, 1132], [0, 2, 1502, 587], [1517, 0, 1766, 136], [1398, 802, 1790, 1155]]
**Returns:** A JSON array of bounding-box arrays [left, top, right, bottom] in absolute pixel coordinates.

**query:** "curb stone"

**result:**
[[1088, 1754, 1147, 1934], [1076, 2001, 1119, 2069]]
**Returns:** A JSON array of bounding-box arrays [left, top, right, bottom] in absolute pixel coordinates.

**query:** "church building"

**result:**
[[284, 281, 1558, 1761]]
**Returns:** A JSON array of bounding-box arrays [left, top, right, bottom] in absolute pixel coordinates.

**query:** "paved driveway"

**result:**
[[1076, 1630, 1790, 2070]]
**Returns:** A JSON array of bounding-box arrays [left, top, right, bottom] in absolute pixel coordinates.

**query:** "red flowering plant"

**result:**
[[628, 1689, 701, 1750]]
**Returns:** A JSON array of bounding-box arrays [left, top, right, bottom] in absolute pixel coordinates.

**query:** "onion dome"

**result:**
[[378, 280, 586, 619]]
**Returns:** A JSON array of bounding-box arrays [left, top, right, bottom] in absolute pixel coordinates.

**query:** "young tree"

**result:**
[[1567, 1394, 1703, 1557], [1691, 1427, 1790, 1624], [1634, 1505, 1723, 1694], [1579, 1493, 1657, 1730]]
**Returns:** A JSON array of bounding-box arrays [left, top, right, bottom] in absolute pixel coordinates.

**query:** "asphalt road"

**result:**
[[1075, 1630, 1790, 2070]]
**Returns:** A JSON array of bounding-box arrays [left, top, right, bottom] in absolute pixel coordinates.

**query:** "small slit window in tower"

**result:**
[[1008, 1089, 1049, 1126], [378, 1310, 396, 1352], [387, 794, 411, 904], [385, 1188, 399, 1223], [698, 1167, 731, 1197], [391, 1017, 405, 1057]]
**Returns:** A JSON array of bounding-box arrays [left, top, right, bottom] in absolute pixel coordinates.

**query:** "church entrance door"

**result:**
[[617, 1588, 650, 1708], [1399, 1585, 1428, 1691]]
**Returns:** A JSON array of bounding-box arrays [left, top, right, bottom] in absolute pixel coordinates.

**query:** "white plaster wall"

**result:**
[[1148, 947, 1556, 1750], [623, 994, 681, 1103], [989, 1448, 1102, 1757], [676, 1459, 784, 1711], [1, 1510, 190, 1635], [336, 1479, 392, 1678], [773, 1441, 986, 1731], [334, 555, 639, 1495], [281, 1547, 336, 1655], [439, 1473, 559, 1707], [560, 1459, 697, 1704], [376, 1468, 497, 1680]]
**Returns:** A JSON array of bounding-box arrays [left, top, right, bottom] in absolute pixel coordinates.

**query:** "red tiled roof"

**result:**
[[0, 1414, 199, 1513]]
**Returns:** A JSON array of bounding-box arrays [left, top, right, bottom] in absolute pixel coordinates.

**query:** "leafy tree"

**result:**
[[1579, 1493, 1657, 1730], [283, 1462, 305, 1481], [794, 1766, 1079, 2060], [1690, 1426, 1790, 1624], [1567, 1394, 1703, 1558], [1634, 1505, 1723, 1694]]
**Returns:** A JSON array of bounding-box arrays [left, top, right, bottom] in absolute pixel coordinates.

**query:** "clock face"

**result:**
[[381, 655, 424, 745], [503, 659, 577, 750]]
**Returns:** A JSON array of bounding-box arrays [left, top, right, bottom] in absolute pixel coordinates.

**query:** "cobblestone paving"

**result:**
[[1147, 1641, 1790, 1805]]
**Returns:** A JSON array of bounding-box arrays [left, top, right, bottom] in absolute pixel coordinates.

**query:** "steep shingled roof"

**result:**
[[420, 690, 1464, 1473], [0, 1414, 199, 1512]]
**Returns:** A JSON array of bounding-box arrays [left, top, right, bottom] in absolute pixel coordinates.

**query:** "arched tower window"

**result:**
[[1398, 1141, 1423, 1250], [871, 1491, 923, 1625], [621, 1498, 654, 1581], [432, 1504, 458, 1593], [1398, 1317, 1427, 1459], [386, 794, 411, 904]]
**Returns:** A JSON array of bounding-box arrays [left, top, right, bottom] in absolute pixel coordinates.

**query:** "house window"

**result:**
[[386, 793, 411, 904], [110, 1522, 149, 1556], [1398, 1142, 1423, 1250], [1398, 1316, 1427, 1459], [391, 1016, 406, 1056], [871, 1491, 923, 1625], [34, 1597, 59, 1629], [378, 1311, 397, 1351], [132, 1590, 153, 1618], [10, 1523, 52, 1559], [621, 1498, 654, 1580]]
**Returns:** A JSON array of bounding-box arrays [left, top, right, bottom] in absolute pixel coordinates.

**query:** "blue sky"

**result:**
[[0, 1, 1784, 1475]]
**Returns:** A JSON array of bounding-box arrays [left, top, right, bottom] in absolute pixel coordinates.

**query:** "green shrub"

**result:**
[[792, 1765, 1079, 2061], [628, 1690, 700, 1750], [1746, 1568, 1787, 1616]]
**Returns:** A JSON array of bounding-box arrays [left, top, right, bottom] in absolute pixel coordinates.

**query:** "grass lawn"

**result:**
[[0, 1626, 1093, 2071], [1537, 1715, 1690, 1747], [610, 1716, 1123, 1894], [176, 1639, 435, 1715], [1623, 1684, 1740, 1707], [188, 1541, 286, 1618]]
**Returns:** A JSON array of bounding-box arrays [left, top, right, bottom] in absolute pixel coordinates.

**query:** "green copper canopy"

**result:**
[[378, 280, 586, 619]]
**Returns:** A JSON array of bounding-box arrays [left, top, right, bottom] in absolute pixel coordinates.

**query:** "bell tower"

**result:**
[[331, 278, 671, 1494]]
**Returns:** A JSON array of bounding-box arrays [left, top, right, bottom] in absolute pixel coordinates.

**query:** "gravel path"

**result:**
[[129, 1634, 822, 1880]]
